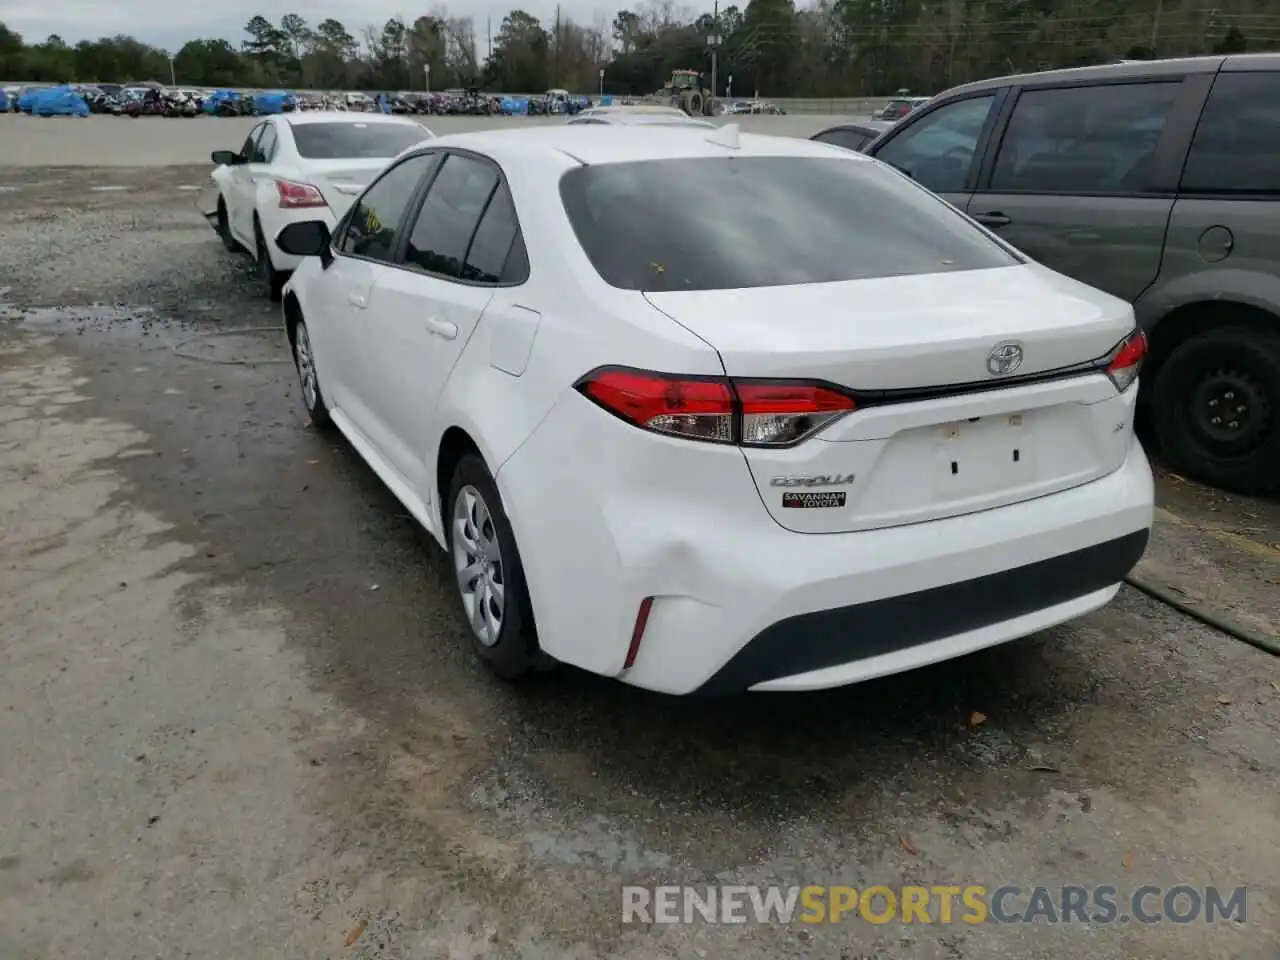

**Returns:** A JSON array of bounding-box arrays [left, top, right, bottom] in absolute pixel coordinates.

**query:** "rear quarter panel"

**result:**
[[1137, 198, 1280, 328]]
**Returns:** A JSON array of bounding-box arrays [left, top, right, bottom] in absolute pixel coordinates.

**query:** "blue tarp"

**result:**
[[0, 90, 10, 111], [253, 91, 296, 114], [203, 89, 240, 114], [599, 95, 614, 106], [25, 87, 89, 117], [500, 96, 528, 115]]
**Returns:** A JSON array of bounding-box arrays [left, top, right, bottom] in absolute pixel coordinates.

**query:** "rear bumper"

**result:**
[[697, 529, 1146, 694], [498, 391, 1154, 696]]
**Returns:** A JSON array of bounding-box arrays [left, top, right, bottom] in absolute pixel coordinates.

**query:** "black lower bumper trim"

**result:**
[[696, 529, 1149, 695]]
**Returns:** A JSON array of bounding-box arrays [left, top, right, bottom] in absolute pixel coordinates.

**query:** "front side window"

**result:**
[[1181, 73, 1280, 194], [559, 156, 1019, 293], [338, 153, 439, 262], [253, 125, 277, 164], [989, 82, 1178, 194], [403, 154, 501, 279], [239, 124, 264, 161], [873, 95, 996, 193]]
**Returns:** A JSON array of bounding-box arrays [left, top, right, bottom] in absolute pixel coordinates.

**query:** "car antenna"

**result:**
[[704, 122, 741, 150]]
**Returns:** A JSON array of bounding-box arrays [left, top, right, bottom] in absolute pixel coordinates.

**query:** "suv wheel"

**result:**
[[1151, 325, 1279, 495]]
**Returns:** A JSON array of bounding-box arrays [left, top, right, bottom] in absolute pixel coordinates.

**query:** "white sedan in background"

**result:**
[[275, 124, 1153, 696], [209, 111, 433, 298]]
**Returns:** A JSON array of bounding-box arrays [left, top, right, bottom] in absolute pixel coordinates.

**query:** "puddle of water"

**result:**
[[0, 186, 17, 193], [89, 186, 129, 193], [177, 186, 201, 192]]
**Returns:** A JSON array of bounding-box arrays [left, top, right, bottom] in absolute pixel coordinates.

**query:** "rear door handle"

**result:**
[[973, 211, 1011, 228], [424, 317, 458, 340], [348, 293, 367, 309]]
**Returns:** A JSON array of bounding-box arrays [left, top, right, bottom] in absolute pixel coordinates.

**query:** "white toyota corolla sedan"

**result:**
[[209, 111, 433, 299], [276, 124, 1154, 696]]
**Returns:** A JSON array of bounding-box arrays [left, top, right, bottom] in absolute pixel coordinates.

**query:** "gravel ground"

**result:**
[[0, 131, 1278, 960]]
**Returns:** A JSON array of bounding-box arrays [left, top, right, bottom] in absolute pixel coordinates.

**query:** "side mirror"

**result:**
[[276, 220, 333, 264], [211, 149, 241, 166]]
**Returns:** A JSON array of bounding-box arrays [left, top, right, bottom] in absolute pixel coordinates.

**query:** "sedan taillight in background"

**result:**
[[275, 179, 328, 209], [575, 367, 855, 447], [1104, 329, 1148, 392]]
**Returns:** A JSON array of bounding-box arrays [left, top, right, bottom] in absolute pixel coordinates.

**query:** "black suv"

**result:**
[[864, 54, 1280, 494]]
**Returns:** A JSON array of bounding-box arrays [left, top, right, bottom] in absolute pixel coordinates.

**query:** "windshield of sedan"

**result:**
[[291, 122, 432, 159], [559, 156, 1020, 292]]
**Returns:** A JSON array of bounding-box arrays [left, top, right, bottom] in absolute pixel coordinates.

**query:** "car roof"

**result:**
[[282, 110, 424, 127], [937, 52, 1280, 98], [410, 124, 870, 166]]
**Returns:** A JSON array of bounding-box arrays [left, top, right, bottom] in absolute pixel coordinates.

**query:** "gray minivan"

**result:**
[[865, 54, 1280, 494]]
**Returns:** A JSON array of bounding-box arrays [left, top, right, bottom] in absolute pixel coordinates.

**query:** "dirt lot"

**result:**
[[1, 136, 1278, 960]]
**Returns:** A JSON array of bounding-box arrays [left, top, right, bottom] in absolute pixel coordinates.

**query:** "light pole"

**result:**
[[708, 0, 719, 106], [423, 63, 430, 94], [707, 33, 720, 106], [168, 56, 176, 86], [598, 66, 604, 98]]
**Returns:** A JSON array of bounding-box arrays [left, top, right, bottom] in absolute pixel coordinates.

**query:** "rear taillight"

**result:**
[[275, 179, 328, 209], [1104, 329, 1147, 392], [736, 381, 854, 445], [575, 367, 855, 447]]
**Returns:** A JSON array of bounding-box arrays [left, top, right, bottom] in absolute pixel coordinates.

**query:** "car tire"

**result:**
[[1151, 324, 1280, 495], [215, 197, 239, 253], [253, 218, 287, 302], [291, 319, 332, 429], [446, 454, 539, 681]]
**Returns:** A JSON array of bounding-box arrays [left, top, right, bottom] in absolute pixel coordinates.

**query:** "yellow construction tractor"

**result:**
[[662, 69, 715, 116]]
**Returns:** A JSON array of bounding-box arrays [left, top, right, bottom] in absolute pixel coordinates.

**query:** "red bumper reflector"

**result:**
[[624, 597, 654, 670]]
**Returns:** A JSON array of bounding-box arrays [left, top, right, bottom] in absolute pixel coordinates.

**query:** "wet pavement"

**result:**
[[1, 161, 1278, 959]]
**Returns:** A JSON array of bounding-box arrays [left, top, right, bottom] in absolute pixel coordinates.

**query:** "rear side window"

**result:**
[[404, 154, 500, 278], [1181, 73, 1280, 194], [989, 82, 1178, 194], [462, 183, 525, 283], [292, 122, 431, 159], [559, 156, 1019, 293]]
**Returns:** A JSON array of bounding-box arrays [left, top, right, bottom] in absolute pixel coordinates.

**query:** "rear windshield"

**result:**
[[291, 122, 431, 159], [559, 156, 1019, 292]]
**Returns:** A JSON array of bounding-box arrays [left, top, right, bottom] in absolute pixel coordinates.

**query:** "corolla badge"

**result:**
[[986, 341, 1025, 376], [770, 474, 856, 488]]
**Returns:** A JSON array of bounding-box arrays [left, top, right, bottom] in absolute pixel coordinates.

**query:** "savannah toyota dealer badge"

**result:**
[[782, 491, 847, 509]]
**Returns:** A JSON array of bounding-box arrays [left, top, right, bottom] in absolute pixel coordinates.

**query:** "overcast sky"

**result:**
[[0, 0, 651, 53]]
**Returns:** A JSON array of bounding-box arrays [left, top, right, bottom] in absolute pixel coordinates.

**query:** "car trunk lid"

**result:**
[[300, 159, 390, 215], [643, 264, 1140, 533]]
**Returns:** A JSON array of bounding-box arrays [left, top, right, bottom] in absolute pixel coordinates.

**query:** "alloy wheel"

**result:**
[[451, 485, 505, 647], [295, 324, 317, 411]]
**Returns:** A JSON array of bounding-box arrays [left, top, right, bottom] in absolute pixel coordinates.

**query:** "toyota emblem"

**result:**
[[987, 341, 1024, 376]]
